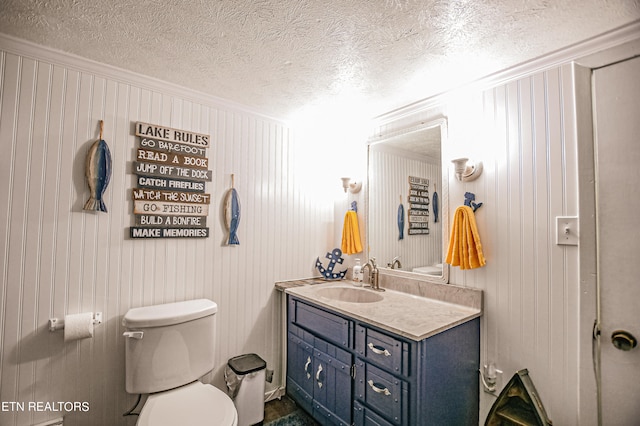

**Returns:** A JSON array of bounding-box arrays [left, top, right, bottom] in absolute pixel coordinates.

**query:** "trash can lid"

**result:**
[[227, 353, 266, 375]]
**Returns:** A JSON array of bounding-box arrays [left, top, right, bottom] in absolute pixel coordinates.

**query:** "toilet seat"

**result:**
[[137, 381, 238, 426]]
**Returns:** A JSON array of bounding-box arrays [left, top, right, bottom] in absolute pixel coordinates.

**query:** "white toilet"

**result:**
[[122, 299, 238, 426], [412, 263, 443, 276]]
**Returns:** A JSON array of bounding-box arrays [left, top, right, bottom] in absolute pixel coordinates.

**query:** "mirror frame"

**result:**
[[365, 117, 449, 284]]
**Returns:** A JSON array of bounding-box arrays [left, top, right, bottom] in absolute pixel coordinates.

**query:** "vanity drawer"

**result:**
[[355, 360, 409, 425], [353, 400, 395, 426], [356, 325, 410, 376], [289, 297, 353, 348]]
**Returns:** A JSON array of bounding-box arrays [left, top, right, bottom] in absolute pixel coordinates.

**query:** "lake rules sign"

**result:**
[[408, 176, 429, 235], [130, 122, 212, 238]]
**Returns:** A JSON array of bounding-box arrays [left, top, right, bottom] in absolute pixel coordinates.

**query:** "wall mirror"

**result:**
[[366, 118, 449, 284]]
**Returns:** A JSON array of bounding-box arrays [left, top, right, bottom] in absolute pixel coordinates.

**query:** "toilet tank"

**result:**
[[122, 299, 218, 394]]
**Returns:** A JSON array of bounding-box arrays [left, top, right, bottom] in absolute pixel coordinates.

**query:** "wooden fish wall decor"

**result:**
[[398, 195, 405, 240], [432, 183, 439, 223], [83, 120, 112, 212], [223, 174, 241, 245]]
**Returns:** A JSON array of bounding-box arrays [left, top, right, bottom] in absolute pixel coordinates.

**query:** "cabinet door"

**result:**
[[312, 345, 352, 425], [287, 330, 314, 413]]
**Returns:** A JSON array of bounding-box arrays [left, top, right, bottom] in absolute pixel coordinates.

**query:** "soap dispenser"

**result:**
[[352, 259, 363, 286]]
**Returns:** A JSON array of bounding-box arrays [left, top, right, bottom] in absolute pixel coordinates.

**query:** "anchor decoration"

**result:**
[[315, 248, 348, 280], [464, 192, 483, 212]]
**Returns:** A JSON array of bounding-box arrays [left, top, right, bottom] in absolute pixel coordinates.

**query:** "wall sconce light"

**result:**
[[341, 177, 362, 193], [451, 158, 483, 182]]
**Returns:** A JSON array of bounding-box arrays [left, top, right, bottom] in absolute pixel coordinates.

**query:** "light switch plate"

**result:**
[[556, 216, 579, 245]]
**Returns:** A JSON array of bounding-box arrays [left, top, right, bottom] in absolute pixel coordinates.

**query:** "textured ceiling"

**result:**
[[1, 1, 639, 121]]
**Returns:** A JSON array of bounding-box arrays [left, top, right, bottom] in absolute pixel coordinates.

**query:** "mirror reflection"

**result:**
[[367, 119, 448, 283]]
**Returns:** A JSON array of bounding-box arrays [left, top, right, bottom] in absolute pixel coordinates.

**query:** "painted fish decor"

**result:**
[[224, 174, 241, 245], [432, 183, 439, 223], [83, 120, 112, 212], [397, 198, 405, 240]]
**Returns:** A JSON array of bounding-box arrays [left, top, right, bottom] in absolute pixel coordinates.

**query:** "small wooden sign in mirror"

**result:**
[[408, 176, 429, 235]]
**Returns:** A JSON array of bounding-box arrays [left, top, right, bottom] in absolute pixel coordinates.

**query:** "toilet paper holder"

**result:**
[[48, 312, 103, 332]]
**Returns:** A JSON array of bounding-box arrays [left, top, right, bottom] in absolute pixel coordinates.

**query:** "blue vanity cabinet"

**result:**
[[414, 317, 480, 425], [288, 297, 354, 425], [287, 295, 480, 426], [355, 319, 479, 425]]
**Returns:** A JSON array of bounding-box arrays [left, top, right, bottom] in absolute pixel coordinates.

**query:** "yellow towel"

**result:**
[[341, 210, 363, 255], [445, 206, 486, 270]]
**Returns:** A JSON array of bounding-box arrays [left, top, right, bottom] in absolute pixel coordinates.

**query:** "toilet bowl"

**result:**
[[412, 263, 443, 276], [137, 381, 237, 426]]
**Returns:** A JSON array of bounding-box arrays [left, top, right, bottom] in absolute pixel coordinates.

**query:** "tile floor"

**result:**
[[263, 395, 319, 425]]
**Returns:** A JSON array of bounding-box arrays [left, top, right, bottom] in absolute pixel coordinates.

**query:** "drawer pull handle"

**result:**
[[368, 342, 391, 357], [304, 356, 312, 379], [316, 363, 323, 388], [367, 380, 391, 396]]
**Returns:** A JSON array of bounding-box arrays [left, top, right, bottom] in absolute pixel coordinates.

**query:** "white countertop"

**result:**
[[285, 281, 482, 341]]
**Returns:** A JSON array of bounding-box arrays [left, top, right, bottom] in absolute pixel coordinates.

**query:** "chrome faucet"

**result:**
[[388, 256, 402, 269], [362, 258, 384, 292]]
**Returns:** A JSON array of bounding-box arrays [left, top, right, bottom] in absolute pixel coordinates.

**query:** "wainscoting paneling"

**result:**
[[0, 44, 332, 426], [372, 64, 581, 425]]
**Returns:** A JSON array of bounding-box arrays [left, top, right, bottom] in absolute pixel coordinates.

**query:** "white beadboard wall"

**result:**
[[450, 66, 582, 425], [368, 148, 442, 271], [373, 64, 582, 424], [0, 42, 334, 426]]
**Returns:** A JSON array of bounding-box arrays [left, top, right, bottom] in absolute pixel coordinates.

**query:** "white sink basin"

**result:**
[[315, 287, 384, 303]]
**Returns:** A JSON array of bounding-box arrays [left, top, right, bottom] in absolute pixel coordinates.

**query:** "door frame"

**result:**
[[574, 40, 640, 426]]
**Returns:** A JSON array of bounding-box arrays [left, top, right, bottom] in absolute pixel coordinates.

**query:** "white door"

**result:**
[[593, 56, 640, 425]]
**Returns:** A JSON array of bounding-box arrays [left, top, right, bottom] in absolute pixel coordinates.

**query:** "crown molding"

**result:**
[[375, 20, 640, 125], [0, 32, 287, 124]]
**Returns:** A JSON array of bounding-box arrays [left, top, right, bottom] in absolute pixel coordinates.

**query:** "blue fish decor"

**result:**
[[83, 120, 112, 212], [224, 174, 241, 245], [315, 248, 348, 280], [432, 184, 439, 223], [397, 200, 405, 240]]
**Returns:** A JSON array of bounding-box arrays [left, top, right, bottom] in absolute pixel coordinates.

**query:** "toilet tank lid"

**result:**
[[123, 299, 218, 328]]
